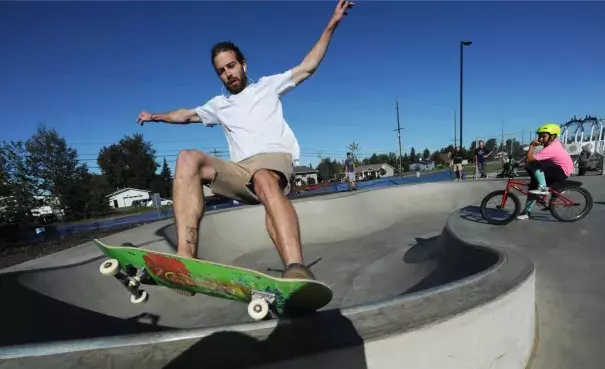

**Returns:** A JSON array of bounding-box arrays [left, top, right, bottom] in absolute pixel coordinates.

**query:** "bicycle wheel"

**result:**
[[480, 190, 522, 225], [549, 185, 593, 222]]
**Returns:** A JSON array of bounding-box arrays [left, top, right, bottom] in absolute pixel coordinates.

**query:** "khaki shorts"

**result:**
[[205, 152, 294, 204], [452, 163, 463, 171]]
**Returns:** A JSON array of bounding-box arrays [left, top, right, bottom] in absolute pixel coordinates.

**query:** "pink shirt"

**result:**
[[533, 139, 574, 176]]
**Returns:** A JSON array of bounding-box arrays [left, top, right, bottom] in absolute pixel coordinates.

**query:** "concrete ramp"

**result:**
[[0, 179, 539, 368]]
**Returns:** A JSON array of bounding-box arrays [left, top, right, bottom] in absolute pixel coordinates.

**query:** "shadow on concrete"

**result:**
[[458, 205, 489, 224], [458, 205, 558, 224], [403, 235, 499, 295], [0, 271, 171, 347], [165, 310, 366, 369]]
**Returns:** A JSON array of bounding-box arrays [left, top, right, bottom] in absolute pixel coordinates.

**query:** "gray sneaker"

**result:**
[[517, 211, 531, 220], [281, 263, 316, 280]]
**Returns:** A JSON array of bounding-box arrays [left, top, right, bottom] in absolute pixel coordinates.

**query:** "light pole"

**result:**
[[459, 40, 472, 150]]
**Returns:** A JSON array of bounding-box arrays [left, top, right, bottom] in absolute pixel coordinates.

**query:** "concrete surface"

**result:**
[[448, 176, 605, 369], [0, 176, 602, 368]]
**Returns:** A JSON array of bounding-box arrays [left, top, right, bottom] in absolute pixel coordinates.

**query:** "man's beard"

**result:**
[[225, 74, 248, 94]]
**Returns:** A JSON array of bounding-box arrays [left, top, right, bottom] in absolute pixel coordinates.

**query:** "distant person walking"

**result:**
[[474, 141, 492, 179], [450, 146, 464, 181], [344, 152, 357, 191], [577, 144, 592, 176]]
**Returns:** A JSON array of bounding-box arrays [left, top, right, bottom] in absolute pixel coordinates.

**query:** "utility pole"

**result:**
[[501, 120, 505, 156], [394, 98, 403, 175], [454, 109, 457, 147]]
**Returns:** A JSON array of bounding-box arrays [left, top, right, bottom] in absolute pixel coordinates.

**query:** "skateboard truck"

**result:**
[[99, 259, 149, 304], [248, 290, 276, 321]]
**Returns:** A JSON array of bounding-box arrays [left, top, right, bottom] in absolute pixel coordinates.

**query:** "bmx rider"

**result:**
[[516, 123, 574, 220]]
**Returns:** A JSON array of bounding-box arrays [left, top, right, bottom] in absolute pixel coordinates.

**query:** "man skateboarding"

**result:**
[[135, 0, 355, 291]]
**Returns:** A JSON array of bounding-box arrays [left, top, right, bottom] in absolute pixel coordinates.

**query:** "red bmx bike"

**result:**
[[480, 166, 593, 225]]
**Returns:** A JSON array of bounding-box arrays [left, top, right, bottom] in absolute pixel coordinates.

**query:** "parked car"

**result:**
[[145, 198, 173, 207]]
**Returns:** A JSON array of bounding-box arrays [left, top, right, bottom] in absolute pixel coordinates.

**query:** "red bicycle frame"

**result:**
[[500, 177, 576, 208]]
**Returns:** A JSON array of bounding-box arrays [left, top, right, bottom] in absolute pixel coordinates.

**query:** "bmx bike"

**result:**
[[480, 166, 593, 225]]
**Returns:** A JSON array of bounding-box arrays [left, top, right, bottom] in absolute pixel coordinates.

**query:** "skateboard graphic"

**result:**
[[94, 239, 333, 321]]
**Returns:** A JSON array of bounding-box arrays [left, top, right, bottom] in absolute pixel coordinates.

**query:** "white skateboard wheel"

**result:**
[[248, 298, 269, 321], [99, 259, 120, 276], [131, 290, 148, 304]]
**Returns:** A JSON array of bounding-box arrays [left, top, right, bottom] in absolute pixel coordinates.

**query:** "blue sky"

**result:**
[[1, 1, 604, 174]]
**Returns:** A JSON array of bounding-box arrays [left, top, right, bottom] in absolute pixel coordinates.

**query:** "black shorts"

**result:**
[[525, 160, 568, 188]]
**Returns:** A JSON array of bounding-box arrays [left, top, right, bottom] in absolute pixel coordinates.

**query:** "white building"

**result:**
[[294, 166, 319, 186], [409, 160, 436, 172], [351, 163, 396, 180], [107, 188, 151, 208], [203, 185, 215, 197]]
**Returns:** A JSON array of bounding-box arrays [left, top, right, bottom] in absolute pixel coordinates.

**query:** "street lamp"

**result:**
[[459, 40, 472, 150]]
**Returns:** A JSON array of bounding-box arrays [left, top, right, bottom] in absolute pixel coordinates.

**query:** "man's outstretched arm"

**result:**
[[290, 0, 355, 86], [137, 109, 201, 125]]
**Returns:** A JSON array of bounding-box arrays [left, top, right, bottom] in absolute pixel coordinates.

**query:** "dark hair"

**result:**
[[347, 152, 352, 156], [211, 41, 245, 65]]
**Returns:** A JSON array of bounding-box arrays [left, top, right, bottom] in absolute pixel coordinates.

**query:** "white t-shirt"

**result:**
[[193, 70, 300, 164]]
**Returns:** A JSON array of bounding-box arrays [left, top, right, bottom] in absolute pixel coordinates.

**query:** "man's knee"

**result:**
[[252, 169, 285, 201], [176, 150, 213, 179]]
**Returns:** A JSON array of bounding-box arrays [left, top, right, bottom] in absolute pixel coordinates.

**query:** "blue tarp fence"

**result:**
[[52, 170, 454, 237]]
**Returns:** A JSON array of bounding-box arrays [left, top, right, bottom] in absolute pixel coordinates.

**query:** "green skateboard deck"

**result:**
[[94, 239, 333, 320]]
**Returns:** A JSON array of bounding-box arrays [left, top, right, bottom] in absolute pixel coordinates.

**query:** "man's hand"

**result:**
[[530, 139, 541, 147], [136, 108, 201, 125], [137, 111, 153, 126], [290, 0, 355, 86], [331, 0, 355, 24]]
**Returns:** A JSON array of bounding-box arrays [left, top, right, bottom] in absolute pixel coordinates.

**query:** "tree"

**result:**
[[409, 147, 417, 164], [159, 158, 173, 198], [361, 152, 397, 168], [0, 141, 38, 223], [97, 133, 159, 190], [422, 148, 430, 160], [70, 173, 112, 219], [317, 157, 343, 182], [25, 124, 89, 219], [347, 141, 360, 163]]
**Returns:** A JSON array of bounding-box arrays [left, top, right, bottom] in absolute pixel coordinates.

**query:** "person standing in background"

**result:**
[[474, 141, 492, 179], [344, 152, 357, 191], [577, 144, 592, 176], [450, 146, 464, 181]]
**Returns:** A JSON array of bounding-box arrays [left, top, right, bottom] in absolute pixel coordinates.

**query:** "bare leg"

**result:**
[[265, 212, 281, 256], [173, 150, 215, 259], [253, 170, 303, 266]]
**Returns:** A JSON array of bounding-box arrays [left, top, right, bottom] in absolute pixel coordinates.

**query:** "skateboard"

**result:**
[[93, 239, 333, 321]]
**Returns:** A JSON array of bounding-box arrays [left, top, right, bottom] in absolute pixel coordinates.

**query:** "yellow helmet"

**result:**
[[536, 123, 561, 137]]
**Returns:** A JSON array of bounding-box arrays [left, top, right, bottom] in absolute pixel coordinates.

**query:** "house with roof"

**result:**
[[344, 163, 396, 181], [409, 160, 435, 172], [107, 188, 152, 208], [107, 186, 213, 208], [293, 166, 319, 186]]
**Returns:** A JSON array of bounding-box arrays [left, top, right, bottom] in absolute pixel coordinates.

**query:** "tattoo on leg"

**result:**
[[186, 226, 198, 245]]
